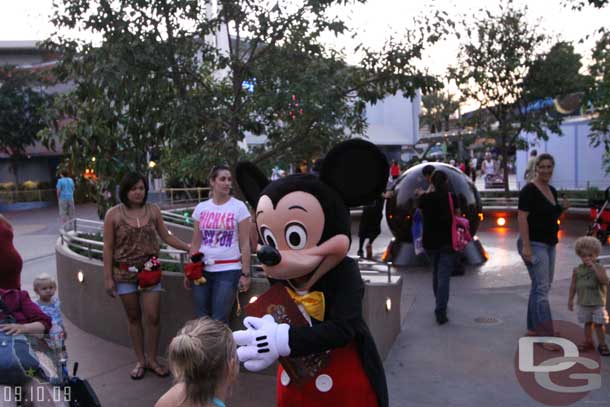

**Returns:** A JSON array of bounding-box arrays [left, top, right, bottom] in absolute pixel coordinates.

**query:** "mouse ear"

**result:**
[[235, 162, 269, 208], [319, 139, 389, 207]]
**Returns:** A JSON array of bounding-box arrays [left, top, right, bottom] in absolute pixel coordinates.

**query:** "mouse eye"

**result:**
[[285, 223, 307, 250], [261, 227, 277, 248]]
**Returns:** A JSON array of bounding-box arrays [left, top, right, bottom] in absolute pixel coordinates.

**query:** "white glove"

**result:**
[[233, 314, 291, 372]]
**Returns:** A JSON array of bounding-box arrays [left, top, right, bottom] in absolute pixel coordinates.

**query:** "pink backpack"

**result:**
[[448, 193, 472, 251]]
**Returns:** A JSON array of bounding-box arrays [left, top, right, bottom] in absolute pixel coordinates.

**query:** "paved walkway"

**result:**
[[4, 203, 610, 406]]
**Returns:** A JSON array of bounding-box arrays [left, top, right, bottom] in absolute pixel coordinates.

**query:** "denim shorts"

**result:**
[[116, 282, 163, 295]]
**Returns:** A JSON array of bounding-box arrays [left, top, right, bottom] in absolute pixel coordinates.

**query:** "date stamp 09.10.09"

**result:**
[[2, 385, 72, 404]]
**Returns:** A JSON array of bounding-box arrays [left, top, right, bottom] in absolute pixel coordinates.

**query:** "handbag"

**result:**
[[448, 193, 472, 251], [0, 295, 48, 385], [411, 209, 425, 255]]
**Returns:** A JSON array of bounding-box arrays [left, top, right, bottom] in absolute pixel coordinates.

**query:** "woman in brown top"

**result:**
[[103, 172, 190, 380]]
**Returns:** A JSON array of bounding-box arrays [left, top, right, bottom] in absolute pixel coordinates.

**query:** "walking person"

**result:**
[[357, 196, 385, 259], [517, 153, 570, 338], [103, 172, 190, 380], [390, 160, 401, 180], [56, 170, 75, 226], [469, 156, 478, 183], [417, 170, 459, 325], [188, 165, 251, 322]]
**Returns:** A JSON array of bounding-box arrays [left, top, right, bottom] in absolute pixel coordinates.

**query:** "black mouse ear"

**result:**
[[235, 162, 269, 208], [319, 139, 389, 207]]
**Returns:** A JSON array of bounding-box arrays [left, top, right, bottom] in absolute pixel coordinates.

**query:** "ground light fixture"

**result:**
[[385, 298, 392, 312], [496, 217, 506, 227], [77, 271, 84, 284]]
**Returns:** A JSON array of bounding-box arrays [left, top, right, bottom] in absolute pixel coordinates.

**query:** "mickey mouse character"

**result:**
[[233, 139, 389, 407]]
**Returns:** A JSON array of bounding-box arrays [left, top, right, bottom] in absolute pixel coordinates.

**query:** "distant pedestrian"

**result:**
[[469, 156, 478, 183], [357, 196, 384, 259], [418, 170, 459, 325], [481, 151, 495, 177], [568, 236, 610, 356], [56, 170, 75, 225], [524, 149, 538, 183], [390, 160, 401, 180], [0, 215, 22, 289], [517, 153, 570, 339]]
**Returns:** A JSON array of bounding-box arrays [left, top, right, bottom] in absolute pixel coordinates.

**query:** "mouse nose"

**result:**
[[257, 245, 282, 266]]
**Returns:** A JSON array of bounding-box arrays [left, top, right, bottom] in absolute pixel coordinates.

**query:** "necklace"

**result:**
[[122, 204, 147, 227]]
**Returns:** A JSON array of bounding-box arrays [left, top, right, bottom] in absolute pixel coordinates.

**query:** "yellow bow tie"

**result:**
[[286, 288, 325, 321]]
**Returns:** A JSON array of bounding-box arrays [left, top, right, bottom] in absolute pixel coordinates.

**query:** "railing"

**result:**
[[161, 206, 195, 227], [161, 187, 210, 206], [0, 188, 56, 203], [59, 217, 266, 276], [481, 197, 589, 208], [59, 218, 189, 270]]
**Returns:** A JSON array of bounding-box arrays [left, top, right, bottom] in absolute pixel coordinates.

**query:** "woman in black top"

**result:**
[[417, 170, 458, 325], [517, 153, 569, 337]]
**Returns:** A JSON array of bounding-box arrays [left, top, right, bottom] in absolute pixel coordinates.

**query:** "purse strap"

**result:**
[[447, 192, 455, 218]]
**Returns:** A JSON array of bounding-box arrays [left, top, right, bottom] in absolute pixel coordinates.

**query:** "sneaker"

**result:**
[[435, 312, 449, 325], [357, 249, 364, 258]]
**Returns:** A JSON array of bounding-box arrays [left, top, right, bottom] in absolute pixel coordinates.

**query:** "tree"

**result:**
[[450, 1, 584, 192], [0, 66, 51, 183], [588, 32, 610, 170], [564, 0, 610, 171], [43, 0, 449, 199], [420, 92, 460, 133]]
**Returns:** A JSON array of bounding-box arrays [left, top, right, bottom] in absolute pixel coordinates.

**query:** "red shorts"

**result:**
[[276, 342, 378, 407]]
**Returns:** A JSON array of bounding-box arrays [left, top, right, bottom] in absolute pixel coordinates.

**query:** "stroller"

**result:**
[[587, 186, 610, 245], [10, 334, 102, 407]]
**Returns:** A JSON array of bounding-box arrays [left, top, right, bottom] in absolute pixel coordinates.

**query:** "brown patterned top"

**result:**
[[112, 204, 160, 282]]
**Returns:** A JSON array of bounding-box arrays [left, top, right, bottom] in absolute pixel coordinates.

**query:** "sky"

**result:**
[[1, 0, 608, 76]]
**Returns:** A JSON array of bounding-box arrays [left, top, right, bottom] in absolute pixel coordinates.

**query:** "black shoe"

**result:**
[[357, 249, 364, 258], [435, 312, 449, 325]]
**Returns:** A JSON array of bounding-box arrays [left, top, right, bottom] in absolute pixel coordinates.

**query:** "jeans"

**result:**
[[517, 238, 556, 334], [192, 269, 241, 322], [427, 247, 457, 316]]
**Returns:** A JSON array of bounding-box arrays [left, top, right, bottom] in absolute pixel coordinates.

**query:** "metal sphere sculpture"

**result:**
[[385, 162, 482, 243]]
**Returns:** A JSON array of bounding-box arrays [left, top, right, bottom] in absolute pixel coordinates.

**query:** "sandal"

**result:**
[[598, 344, 610, 356], [130, 363, 146, 380], [146, 361, 170, 377], [578, 342, 595, 352]]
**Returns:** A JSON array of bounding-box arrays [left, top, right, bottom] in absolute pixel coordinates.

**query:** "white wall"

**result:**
[[516, 117, 610, 190], [364, 91, 421, 146]]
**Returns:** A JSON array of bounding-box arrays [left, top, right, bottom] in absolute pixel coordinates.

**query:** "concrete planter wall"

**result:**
[[56, 238, 402, 365]]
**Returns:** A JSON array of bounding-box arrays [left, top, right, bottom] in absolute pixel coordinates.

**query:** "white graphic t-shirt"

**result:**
[[192, 197, 251, 272]]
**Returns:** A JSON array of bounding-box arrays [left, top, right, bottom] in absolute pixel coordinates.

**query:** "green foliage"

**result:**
[[42, 0, 448, 194], [420, 92, 460, 133], [586, 32, 610, 171], [0, 66, 52, 175], [450, 0, 581, 191]]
